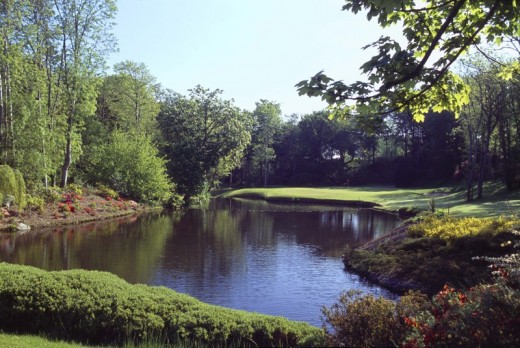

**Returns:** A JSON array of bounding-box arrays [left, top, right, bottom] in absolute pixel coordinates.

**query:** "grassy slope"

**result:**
[[219, 182, 520, 217], [0, 333, 88, 348]]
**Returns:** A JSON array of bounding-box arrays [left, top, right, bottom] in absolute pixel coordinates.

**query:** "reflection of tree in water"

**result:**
[[162, 209, 254, 293], [272, 209, 401, 258], [0, 212, 175, 284], [0, 204, 401, 306]]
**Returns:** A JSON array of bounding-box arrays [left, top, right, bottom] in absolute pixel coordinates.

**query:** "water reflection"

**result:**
[[0, 198, 401, 326], [0, 213, 175, 283]]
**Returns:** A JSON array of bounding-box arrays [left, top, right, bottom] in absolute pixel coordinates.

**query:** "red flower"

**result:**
[[404, 317, 418, 327]]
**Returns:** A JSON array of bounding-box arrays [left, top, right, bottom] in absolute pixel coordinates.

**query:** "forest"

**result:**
[[1, 1, 519, 207]]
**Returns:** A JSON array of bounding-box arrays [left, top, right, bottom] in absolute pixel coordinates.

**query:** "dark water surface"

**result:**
[[0, 198, 401, 326]]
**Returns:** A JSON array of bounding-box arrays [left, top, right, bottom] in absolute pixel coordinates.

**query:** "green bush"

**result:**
[[0, 165, 17, 208], [0, 165, 26, 209], [13, 169, 27, 209], [96, 184, 119, 200], [66, 183, 83, 195], [25, 194, 45, 213], [0, 263, 324, 347], [322, 290, 430, 347], [84, 131, 173, 203]]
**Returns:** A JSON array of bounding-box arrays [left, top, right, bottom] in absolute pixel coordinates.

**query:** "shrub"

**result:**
[[85, 131, 173, 203], [0, 263, 324, 347], [66, 183, 83, 195], [408, 215, 520, 241], [96, 184, 119, 200], [322, 290, 406, 347], [13, 169, 27, 209], [25, 195, 45, 213], [35, 186, 63, 204], [0, 165, 18, 208], [403, 284, 520, 347]]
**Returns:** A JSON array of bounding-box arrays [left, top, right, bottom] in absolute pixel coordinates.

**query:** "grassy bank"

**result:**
[[218, 181, 520, 217], [0, 333, 89, 348], [343, 214, 520, 295]]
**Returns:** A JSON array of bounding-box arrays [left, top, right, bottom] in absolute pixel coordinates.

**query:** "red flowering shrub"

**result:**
[[403, 284, 520, 347]]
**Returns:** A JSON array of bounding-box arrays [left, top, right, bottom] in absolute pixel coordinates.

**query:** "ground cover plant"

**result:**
[[0, 263, 324, 347]]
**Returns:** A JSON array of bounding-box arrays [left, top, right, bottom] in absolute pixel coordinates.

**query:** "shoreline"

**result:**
[[223, 193, 381, 208], [343, 223, 427, 295], [0, 191, 165, 233]]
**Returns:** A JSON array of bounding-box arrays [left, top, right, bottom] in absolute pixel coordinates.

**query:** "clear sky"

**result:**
[[107, 0, 401, 116]]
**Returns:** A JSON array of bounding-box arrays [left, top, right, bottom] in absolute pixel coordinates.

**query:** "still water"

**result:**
[[0, 198, 401, 326]]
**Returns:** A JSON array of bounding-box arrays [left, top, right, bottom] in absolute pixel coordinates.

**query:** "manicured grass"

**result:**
[[218, 182, 520, 217], [0, 333, 87, 348]]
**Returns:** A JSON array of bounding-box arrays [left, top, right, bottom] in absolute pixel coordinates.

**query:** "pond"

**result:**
[[0, 198, 402, 326]]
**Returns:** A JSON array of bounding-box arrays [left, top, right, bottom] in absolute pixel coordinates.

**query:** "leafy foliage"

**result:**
[[247, 100, 283, 187], [0, 263, 324, 347], [97, 61, 160, 135], [322, 290, 402, 347], [408, 215, 520, 241], [322, 290, 431, 347], [158, 86, 252, 202], [0, 165, 26, 209], [84, 131, 172, 203], [297, 1, 519, 120], [403, 283, 520, 347]]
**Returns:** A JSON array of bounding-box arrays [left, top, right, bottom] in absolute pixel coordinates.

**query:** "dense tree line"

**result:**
[[0, 1, 519, 207]]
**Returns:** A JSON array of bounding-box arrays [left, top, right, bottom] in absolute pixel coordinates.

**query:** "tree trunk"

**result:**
[[477, 136, 491, 199], [60, 114, 73, 187], [465, 126, 477, 202], [0, 69, 4, 158]]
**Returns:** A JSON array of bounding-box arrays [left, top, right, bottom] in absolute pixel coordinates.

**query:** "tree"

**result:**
[[53, 0, 117, 187], [99, 61, 160, 135], [158, 86, 252, 203], [459, 57, 507, 200], [296, 1, 520, 120], [248, 100, 282, 187], [0, 0, 65, 188]]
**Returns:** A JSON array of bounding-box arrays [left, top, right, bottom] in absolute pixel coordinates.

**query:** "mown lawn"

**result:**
[[219, 181, 520, 217], [0, 333, 87, 348]]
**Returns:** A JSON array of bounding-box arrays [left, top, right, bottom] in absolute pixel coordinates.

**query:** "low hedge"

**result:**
[[0, 263, 324, 347]]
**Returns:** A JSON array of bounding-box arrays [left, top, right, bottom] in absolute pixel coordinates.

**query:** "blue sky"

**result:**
[[108, 0, 401, 116]]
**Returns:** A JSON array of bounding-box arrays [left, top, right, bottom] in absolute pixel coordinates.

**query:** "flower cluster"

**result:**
[[403, 284, 520, 347]]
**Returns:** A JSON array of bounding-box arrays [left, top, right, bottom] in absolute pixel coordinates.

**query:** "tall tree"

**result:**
[[53, 0, 117, 187], [0, 0, 63, 187], [249, 100, 282, 187], [297, 1, 520, 120], [460, 57, 507, 200], [99, 61, 159, 135], [158, 86, 252, 204]]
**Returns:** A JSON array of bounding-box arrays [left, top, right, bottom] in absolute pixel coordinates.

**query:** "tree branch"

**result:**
[[383, 0, 466, 90]]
